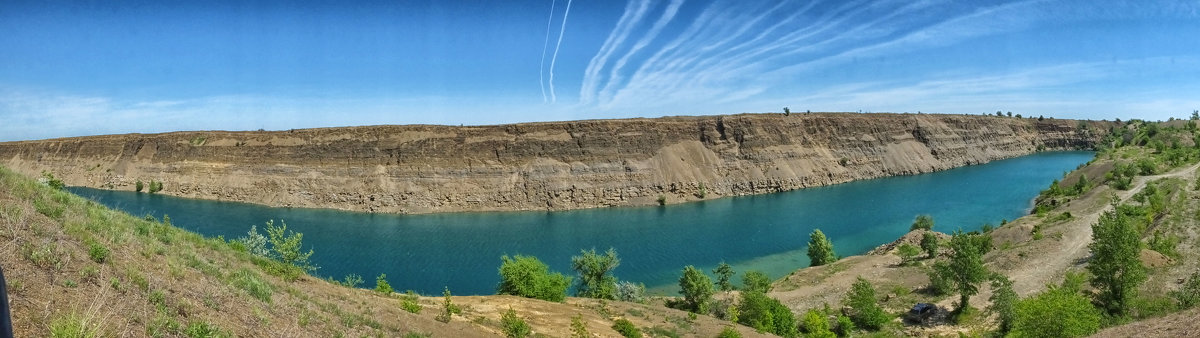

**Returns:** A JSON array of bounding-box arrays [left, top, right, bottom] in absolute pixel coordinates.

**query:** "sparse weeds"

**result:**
[[49, 312, 105, 338], [231, 268, 273, 303]]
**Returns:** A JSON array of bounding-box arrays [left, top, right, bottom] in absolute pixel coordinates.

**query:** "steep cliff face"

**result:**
[[0, 113, 1109, 213]]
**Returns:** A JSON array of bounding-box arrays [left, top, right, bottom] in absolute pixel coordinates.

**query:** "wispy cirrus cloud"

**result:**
[[578, 0, 1200, 114]]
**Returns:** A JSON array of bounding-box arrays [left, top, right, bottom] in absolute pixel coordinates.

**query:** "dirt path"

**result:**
[[1005, 162, 1200, 296]]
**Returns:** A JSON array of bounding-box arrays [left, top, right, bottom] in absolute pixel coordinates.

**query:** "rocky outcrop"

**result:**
[[0, 113, 1110, 213]]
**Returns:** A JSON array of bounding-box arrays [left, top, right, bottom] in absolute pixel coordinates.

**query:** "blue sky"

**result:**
[[2, 0, 1199, 141]]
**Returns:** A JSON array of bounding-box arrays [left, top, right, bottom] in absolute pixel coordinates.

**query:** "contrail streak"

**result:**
[[548, 0, 574, 103], [538, 0, 557, 103]]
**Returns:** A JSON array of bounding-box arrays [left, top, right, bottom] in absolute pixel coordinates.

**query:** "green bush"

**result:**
[[736, 291, 798, 337], [148, 180, 163, 193], [41, 171, 65, 190], [833, 315, 854, 337], [800, 309, 836, 338], [501, 308, 531, 338], [571, 314, 589, 338], [497, 255, 571, 302], [896, 243, 920, 266], [401, 294, 422, 314], [615, 281, 646, 303], [135, 180, 144, 192], [1172, 271, 1200, 309], [436, 287, 461, 323], [1087, 207, 1147, 316], [910, 214, 934, 231], [844, 277, 889, 331], [340, 274, 363, 288], [807, 229, 836, 266], [713, 262, 735, 291], [612, 318, 643, 338], [741, 270, 772, 294], [1010, 285, 1101, 337], [678, 265, 714, 314], [264, 220, 317, 273], [88, 242, 109, 264], [375, 273, 394, 295], [920, 232, 939, 259], [572, 248, 620, 299], [717, 326, 742, 338]]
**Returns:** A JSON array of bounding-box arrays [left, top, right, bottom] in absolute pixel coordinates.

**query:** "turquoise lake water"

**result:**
[[69, 151, 1094, 296]]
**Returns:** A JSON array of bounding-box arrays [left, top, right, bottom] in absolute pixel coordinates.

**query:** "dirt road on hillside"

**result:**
[[1006, 162, 1200, 296]]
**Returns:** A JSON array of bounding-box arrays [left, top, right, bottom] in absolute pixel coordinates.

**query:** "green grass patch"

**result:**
[[231, 268, 273, 303]]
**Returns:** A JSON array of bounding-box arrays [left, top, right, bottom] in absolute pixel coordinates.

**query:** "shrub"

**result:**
[[616, 281, 646, 303], [238, 225, 270, 257], [41, 171, 65, 190], [920, 232, 939, 259], [896, 243, 920, 266], [375, 274, 394, 295], [148, 180, 163, 193], [833, 315, 854, 337], [497, 255, 571, 302], [264, 220, 317, 273], [678, 265, 714, 314], [500, 308, 531, 338], [1172, 271, 1200, 309], [436, 287, 461, 323], [88, 242, 109, 264], [1010, 285, 1101, 337], [741, 270, 772, 294], [572, 248, 620, 299], [656, 195, 667, 206], [713, 261, 735, 291], [911, 214, 934, 231], [135, 180, 144, 192], [735, 291, 797, 337], [800, 309, 836, 338], [401, 291, 423, 314], [717, 326, 742, 338], [807, 229, 837, 266], [340, 274, 363, 288], [1087, 207, 1147, 316], [612, 318, 643, 338], [988, 274, 1018, 335], [844, 277, 889, 331], [570, 314, 589, 338]]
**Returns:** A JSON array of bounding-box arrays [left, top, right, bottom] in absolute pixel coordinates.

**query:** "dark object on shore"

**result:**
[[906, 303, 939, 325], [0, 265, 12, 338]]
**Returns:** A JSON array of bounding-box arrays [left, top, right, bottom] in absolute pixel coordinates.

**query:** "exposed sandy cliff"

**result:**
[[0, 113, 1109, 213]]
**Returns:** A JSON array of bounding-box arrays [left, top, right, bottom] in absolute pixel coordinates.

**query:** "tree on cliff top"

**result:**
[[911, 214, 934, 231], [498, 255, 571, 302]]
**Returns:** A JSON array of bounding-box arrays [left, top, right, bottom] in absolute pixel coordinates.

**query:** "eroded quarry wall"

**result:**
[[0, 113, 1108, 213]]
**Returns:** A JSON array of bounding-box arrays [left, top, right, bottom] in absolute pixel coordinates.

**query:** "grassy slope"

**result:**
[[0, 166, 766, 337]]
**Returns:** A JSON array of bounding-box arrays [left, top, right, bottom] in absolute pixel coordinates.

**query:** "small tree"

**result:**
[[679, 265, 714, 314], [713, 261, 735, 291], [800, 309, 836, 338], [736, 291, 798, 337], [497, 255, 571, 302], [375, 274, 393, 294], [911, 214, 934, 231], [1173, 271, 1200, 309], [501, 308, 531, 338], [572, 248, 620, 299], [897, 243, 920, 266], [989, 274, 1018, 335], [1087, 207, 1147, 316], [264, 220, 317, 273], [616, 281, 646, 303], [436, 287, 461, 323], [807, 229, 837, 267], [920, 232, 940, 259], [927, 261, 953, 295], [844, 277, 889, 330], [946, 230, 989, 313], [741, 270, 772, 294]]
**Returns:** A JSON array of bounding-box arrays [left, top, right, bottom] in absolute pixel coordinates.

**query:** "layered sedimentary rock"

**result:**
[[0, 113, 1109, 213]]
